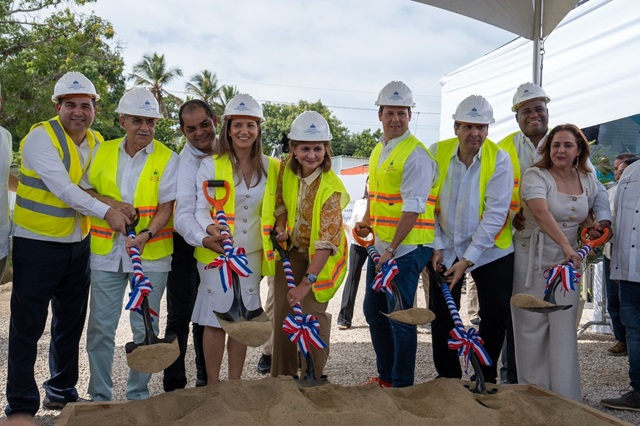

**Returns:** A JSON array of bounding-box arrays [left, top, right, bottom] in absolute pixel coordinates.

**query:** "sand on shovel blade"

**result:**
[[218, 313, 272, 348], [383, 308, 435, 325], [510, 293, 560, 310], [127, 339, 180, 374]]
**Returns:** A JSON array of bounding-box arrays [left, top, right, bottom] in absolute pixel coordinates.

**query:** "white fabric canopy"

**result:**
[[437, 0, 640, 142]]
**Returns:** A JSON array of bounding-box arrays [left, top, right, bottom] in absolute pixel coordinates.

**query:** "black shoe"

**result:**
[[601, 390, 640, 411], [257, 354, 272, 374], [42, 395, 91, 410], [195, 378, 207, 387]]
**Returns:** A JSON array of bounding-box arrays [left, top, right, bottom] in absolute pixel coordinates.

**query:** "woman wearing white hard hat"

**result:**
[[271, 111, 349, 383], [192, 93, 279, 384]]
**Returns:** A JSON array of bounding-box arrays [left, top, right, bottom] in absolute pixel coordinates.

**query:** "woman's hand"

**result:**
[[561, 245, 582, 269], [274, 226, 289, 243], [288, 279, 312, 307]]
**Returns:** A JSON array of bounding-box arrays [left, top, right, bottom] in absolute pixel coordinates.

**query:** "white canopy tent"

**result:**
[[434, 0, 640, 142]]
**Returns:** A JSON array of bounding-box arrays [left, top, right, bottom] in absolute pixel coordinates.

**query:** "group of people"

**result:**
[[2, 71, 639, 420]]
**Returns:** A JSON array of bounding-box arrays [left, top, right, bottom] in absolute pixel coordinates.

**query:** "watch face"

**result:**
[[306, 273, 317, 283]]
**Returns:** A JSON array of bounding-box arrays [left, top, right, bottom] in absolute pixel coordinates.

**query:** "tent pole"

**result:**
[[533, 0, 544, 86]]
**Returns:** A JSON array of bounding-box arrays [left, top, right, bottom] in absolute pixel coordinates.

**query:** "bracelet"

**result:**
[[385, 247, 397, 257], [139, 228, 153, 240]]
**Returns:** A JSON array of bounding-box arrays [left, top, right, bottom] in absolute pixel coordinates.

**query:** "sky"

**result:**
[[75, 0, 516, 146]]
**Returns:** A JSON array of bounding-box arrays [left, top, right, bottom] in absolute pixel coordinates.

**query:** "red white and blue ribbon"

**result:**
[[543, 243, 590, 297], [204, 207, 252, 292], [440, 279, 491, 373], [365, 244, 397, 298], [125, 230, 158, 319], [279, 252, 326, 357]]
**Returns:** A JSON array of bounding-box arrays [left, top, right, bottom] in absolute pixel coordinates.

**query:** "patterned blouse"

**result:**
[[274, 162, 342, 255]]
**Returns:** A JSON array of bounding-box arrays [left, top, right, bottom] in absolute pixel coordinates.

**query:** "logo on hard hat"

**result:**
[[235, 101, 249, 112], [69, 80, 86, 90], [389, 91, 404, 101], [305, 123, 320, 135], [466, 107, 482, 118], [140, 100, 155, 112]]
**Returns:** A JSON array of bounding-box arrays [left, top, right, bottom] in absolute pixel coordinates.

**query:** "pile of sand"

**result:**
[[57, 377, 624, 426]]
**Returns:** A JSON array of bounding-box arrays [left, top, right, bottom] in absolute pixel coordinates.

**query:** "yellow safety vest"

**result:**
[[194, 154, 279, 276], [433, 137, 512, 249], [14, 116, 102, 238], [281, 164, 350, 303], [498, 131, 522, 212], [89, 138, 174, 260], [369, 134, 438, 244]]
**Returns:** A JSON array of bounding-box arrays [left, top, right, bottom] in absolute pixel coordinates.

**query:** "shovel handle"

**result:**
[[203, 180, 230, 210], [351, 227, 374, 247], [141, 296, 158, 345], [580, 227, 610, 251]]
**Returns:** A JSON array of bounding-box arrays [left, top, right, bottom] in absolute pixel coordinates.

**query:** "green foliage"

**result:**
[[0, 0, 125, 147], [128, 52, 183, 118], [212, 85, 239, 118], [352, 128, 382, 158], [185, 69, 220, 111], [261, 100, 351, 156]]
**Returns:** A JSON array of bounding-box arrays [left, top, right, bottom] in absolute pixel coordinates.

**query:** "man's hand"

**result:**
[[444, 259, 468, 290], [586, 220, 613, 242], [512, 207, 526, 231], [431, 249, 444, 272], [125, 232, 149, 255], [376, 250, 393, 273], [104, 208, 131, 236], [354, 222, 372, 238]]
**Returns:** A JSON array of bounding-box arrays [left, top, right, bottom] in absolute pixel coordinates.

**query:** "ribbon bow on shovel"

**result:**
[[511, 227, 610, 313]]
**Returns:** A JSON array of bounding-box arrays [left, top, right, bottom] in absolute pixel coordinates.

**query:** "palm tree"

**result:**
[[128, 52, 183, 118], [185, 70, 221, 109], [212, 85, 239, 118]]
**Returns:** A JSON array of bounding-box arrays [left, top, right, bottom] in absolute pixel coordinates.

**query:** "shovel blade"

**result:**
[[216, 311, 272, 347], [383, 308, 435, 325], [125, 334, 180, 373], [510, 293, 572, 313]]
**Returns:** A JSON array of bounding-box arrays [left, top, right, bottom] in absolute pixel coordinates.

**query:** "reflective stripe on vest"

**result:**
[[498, 132, 522, 212], [193, 154, 278, 277], [433, 137, 512, 249], [13, 117, 101, 237], [89, 138, 174, 260], [281, 164, 350, 303], [369, 134, 438, 244]]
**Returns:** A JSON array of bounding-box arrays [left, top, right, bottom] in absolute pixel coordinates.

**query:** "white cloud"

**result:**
[[81, 0, 515, 144]]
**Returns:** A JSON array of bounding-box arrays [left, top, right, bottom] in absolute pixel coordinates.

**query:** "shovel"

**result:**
[[426, 261, 491, 395], [124, 211, 179, 373], [351, 228, 435, 325], [270, 230, 324, 387], [511, 227, 610, 314], [202, 179, 271, 347]]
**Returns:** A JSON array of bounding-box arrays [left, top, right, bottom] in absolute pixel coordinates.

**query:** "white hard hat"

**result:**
[[115, 88, 163, 118], [222, 93, 265, 122], [512, 83, 550, 112], [287, 111, 332, 142], [51, 71, 100, 103], [375, 81, 415, 107], [452, 95, 495, 125]]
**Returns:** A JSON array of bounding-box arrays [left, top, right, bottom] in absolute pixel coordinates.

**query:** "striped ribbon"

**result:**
[[543, 243, 590, 296], [124, 229, 158, 319], [440, 280, 491, 373], [365, 244, 397, 298], [204, 207, 252, 292], [280, 255, 326, 357]]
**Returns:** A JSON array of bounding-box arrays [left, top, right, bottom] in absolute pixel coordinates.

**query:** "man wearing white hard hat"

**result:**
[[429, 95, 514, 384], [354, 81, 439, 388], [162, 99, 219, 391], [84, 87, 178, 402], [6, 72, 130, 417]]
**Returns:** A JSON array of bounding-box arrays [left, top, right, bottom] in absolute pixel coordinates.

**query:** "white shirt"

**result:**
[[611, 160, 640, 282], [174, 143, 211, 247], [14, 126, 110, 243], [194, 156, 268, 255], [431, 141, 514, 269], [347, 198, 367, 247], [90, 138, 178, 273], [604, 184, 617, 259], [0, 126, 12, 258], [513, 129, 611, 223], [373, 130, 438, 258]]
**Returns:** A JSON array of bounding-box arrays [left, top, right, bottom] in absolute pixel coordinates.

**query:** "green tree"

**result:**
[[0, 1, 126, 148], [352, 129, 382, 158], [128, 52, 183, 118], [212, 85, 239, 118], [261, 100, 350, 156], [185, 69, 220, 110]]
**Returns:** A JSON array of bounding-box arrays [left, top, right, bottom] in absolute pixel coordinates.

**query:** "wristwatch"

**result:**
[[305, 273, 317, 284], [464, 258, 474, 268], [385, 247, 397, 257], [139, 228, 153, 240]]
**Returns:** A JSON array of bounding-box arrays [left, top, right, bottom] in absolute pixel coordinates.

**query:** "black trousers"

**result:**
[[430, 253, 514, 383], [6, 237, 91, 416], [337, 244, 368, 327], [163, 233, 207, 391]]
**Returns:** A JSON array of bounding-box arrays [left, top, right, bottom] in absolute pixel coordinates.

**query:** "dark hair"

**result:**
[[214, 117, 266, 187], [532, 124, 591, 174], [178, 99, 215, 128], [378, 105, 411, 115], [362, 176, 369, 199], [623, 157, 640, 167], [58, 97, 97, 108], [286, 140, 333, 174], [616, 152, 637, 162]]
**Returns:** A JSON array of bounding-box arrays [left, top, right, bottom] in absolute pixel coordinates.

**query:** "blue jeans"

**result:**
[[363, 245, 432, 387], [619, 280, 640, 392], [605, 257, 626, 342]]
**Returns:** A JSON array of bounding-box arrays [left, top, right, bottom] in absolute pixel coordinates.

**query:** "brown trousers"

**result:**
[[270, 249, 331, 379]]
